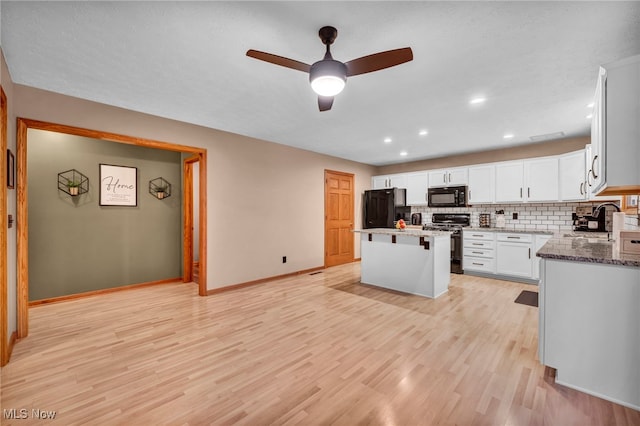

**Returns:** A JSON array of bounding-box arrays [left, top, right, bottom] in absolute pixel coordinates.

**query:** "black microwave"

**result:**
[[427, 185, 468, 208]]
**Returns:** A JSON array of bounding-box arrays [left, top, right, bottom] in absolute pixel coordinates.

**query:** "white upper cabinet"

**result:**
[[584, 145, 621, 201], [405, 171, 429, 206], [428, 169, 448, 187], [559, 150, 587, 201], [388, 174, 407, 188], [372, 173, 407, 189], [495, 161, 524, 202], [468, 164, 495, 204], [372, 176, 388, 189], [524, 156, 559, 202], [495, 157, 559, 203], [428, 167, 468, 187], [590, 54, 640, 196], [589, 66, 606, 194]]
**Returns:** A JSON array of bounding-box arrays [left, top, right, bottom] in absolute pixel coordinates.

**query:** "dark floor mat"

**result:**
[[514, 290, 538, 307]]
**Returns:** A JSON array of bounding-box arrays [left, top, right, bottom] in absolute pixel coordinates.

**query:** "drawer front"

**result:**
[[496, 232, 533, 243], [464, 231, 494, 241], [621, 238, 640, 255], [463, 247, 494, 258], [463, 256, 495, 273], [463, 239, 495, 249]]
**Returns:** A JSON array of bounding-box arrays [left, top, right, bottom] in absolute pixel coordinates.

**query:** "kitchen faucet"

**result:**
[[593, 202, 621, 217], [593, 202, 621, 237]]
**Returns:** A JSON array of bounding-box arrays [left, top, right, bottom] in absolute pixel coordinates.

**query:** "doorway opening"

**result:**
[[16, 118, 208, 338], [183, 156, 201, 285]]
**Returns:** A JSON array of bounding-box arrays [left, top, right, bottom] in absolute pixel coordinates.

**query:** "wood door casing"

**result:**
[[15, 118, 209, 340], [324, 170, 354, 267]]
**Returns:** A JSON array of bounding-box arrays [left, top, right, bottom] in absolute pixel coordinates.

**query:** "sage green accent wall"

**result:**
[[27, 129, 182, 301]]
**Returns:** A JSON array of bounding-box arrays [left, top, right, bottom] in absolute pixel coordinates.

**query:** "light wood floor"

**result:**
[[2, 263, 638, 425]]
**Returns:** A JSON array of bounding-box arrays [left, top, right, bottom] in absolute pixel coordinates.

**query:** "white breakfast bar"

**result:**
[[355, 228, 451, 298]]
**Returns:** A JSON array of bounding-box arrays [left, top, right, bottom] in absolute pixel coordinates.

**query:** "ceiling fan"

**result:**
[[246, 26, 413, 111]]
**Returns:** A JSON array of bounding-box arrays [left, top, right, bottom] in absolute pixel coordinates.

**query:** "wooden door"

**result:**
[[324, 170, 354, 267]]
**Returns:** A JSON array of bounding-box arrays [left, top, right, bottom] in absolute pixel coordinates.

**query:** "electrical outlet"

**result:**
[[513, 212, 518, 220], [282, 256, 287, 263]]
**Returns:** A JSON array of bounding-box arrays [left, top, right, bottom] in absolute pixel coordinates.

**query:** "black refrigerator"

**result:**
[[363, 188, 409, 229]]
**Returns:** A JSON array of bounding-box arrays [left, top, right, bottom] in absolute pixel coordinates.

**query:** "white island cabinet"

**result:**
[[356, 229, 451, 298], [538, 238, 640, 410]]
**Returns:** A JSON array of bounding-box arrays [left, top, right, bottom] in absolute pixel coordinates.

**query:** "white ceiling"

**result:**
[[2, 1, 640, 166]]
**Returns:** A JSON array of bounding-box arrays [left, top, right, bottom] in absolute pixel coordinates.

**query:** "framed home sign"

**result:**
[[99, 164, 137, 206], [6, 149, 15, 189]]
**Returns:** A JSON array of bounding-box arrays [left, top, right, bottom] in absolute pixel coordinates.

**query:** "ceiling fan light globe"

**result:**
[[311, 75, 345, 96], [310, 60, 347, 96]]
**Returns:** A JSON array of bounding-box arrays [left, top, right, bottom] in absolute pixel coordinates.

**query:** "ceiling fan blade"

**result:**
[[318, 96, 334, 112], [344, 47, 413, 77], [246, 49, 311, 73]]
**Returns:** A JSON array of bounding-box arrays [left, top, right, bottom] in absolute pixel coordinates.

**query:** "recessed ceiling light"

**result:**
[[587, 102, 594, 108], [503, 133, 515, 139], [586, 114, 593, 119], [529, 131, 565, 142], [400, 151, 408, 156], [384, 137, 392, 143], [419, 129, 428, 136], [469, 97, 486, 105]]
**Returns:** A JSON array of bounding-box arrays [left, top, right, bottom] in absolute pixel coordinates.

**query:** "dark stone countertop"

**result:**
[[354, 228, 451, 237], [537, 237, 640, 268], [464, 227, 554, 235]]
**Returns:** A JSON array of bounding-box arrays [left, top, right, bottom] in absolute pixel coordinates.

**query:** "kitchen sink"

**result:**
[[562, 232, 609, 239], [562, 233, 611, 243]]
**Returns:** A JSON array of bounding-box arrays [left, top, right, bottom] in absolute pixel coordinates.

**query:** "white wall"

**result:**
[[2, 50, 18, 343]]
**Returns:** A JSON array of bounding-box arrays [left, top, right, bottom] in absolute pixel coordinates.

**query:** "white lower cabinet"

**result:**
[[532, 234, 552, 280], [463, 231, 496, 274], [464, 230, 552, 282], [496, 238, 533, 278]]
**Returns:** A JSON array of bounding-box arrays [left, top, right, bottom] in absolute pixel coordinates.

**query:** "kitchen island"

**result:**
[[355, 228, 451, 298], [537, 236, 640, 410]]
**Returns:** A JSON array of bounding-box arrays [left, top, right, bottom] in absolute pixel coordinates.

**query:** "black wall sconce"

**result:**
[[149, 177, 171, 200], [58, 169, 89, 196]]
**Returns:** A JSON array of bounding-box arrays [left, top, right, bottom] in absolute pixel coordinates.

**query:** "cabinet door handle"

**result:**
[[472, 235, 484, 237], [449, 173, 452, 183], [587, 172, 593, 187], [579, 182, 584, 195], [528, 247, 531, 259], [472, 242, 483, 246], [472, 251, 483, 254], [528, 187, 530, 197], [591, 154, 599, 179], [472, 262, 484, 266], [443, 173, 446, 183], [507, 236, 521, 239], [520, 188, 523, 198], [469, 189, 472, 200]]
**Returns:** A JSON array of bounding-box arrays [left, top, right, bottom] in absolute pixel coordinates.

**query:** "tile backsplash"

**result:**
[[411, 202, 618, 231]]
